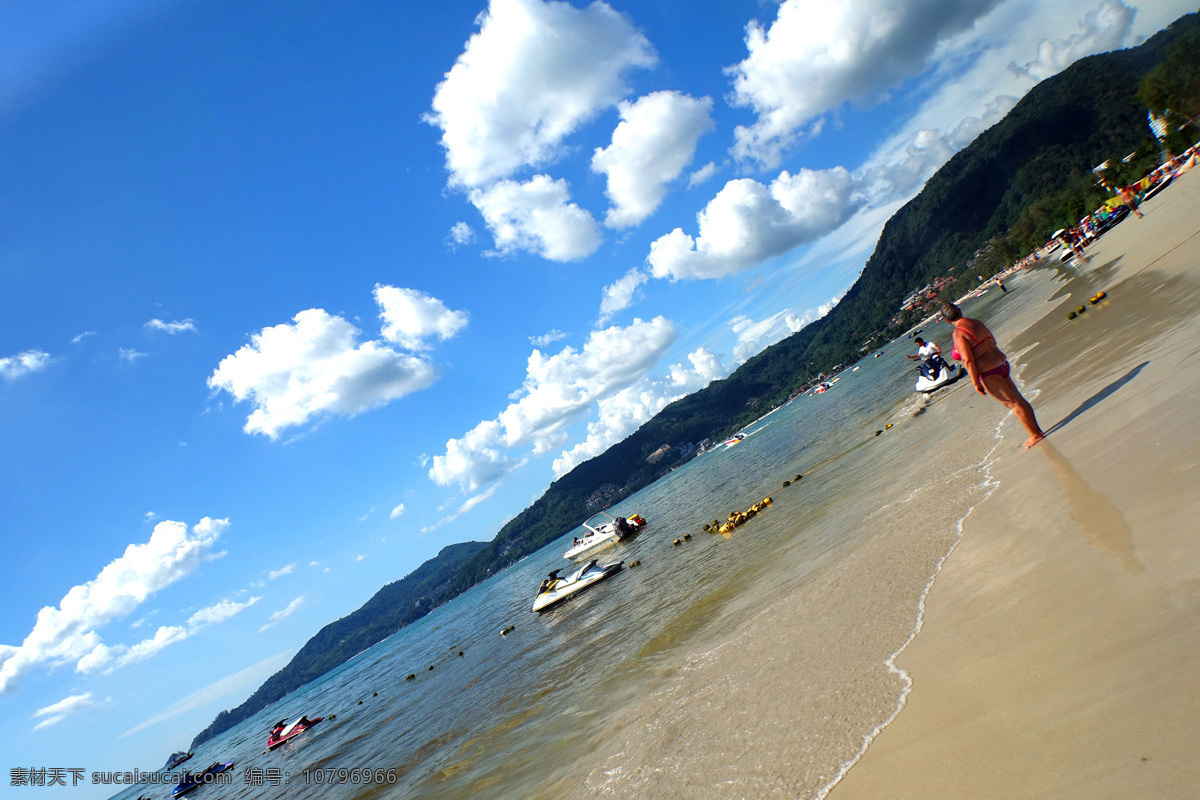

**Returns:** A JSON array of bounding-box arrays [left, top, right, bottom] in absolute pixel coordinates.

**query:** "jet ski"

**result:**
[[267, 715, 324, 749], [172, 762, 235, 797], [532, 559, 623, 612], [914, 355, 962, 393]]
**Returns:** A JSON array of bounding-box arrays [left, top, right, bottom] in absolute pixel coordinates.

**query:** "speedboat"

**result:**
[[914, 357, 962, 393], [267, 715, 324, 749], [723, 432, 746, 448], [165, 752, 194, 770], [562, 512, 645, 560], [172, 762, 234, 797], [532, 559, 623, 612]]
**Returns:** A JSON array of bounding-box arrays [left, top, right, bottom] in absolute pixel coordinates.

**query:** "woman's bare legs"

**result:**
[[982, 372, 1045, 450]]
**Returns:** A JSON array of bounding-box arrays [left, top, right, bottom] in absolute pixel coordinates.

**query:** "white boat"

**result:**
[[914, 357, 962, 394], [723, 432, 746, 448], [532, 559, 623, 612], [562, 511, 646, 560]]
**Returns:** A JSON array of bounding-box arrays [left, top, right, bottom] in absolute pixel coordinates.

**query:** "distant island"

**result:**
[[191, 13, 1200, 750]]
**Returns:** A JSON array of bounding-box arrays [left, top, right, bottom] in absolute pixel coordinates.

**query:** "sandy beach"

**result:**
[[830, 170, 1200, 798], [554, 170, 1200, 800]]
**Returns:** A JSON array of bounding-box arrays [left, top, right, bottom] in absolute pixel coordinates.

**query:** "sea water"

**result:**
[[110, 280, 1040, 800]]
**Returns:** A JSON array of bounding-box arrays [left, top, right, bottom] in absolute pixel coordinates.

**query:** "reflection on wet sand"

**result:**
[[1038, 441, 1143, 575]]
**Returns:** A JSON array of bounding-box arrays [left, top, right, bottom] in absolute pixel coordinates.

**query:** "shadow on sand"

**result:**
[[1044, 361, 1149, 437]]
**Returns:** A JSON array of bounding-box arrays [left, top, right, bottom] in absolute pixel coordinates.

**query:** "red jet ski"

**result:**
[[266, 715, 324, 749]]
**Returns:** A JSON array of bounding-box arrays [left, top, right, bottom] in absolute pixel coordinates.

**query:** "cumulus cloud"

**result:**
[[553, 347, 725, 475], [431, 317, 676, 491], [0, 518, 229, 695], [1009, 0, 1136, 81], [426, 0, 656, 262], [374, 285, 469, 351], [33, 692, 96, 731], [448, 221, 475, 248], [592, 91, 714, 229], [728, 0, 1002, 166], [144, 318, 197, 334], [258, 597, 304, 633], [0, 349, 51, 380], [647, 168, 859, 281], [530, 330, 567, 347], [208, 309, 438, 439], [426, 0, 655, 189], [598, 268, 649, 323], [688, 162, 720, 188], [469, 176, 602, 261], [389, 503, 406, 519]]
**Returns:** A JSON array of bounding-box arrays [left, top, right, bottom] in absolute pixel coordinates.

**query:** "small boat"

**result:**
[[914, 357, 962, 394], [563, 512, 646, 560], [532, 559, 623, 612], [267, 715, 324, 749], [723, 432, 746, 448], [165, 752, 194, 770], [172, 762, 234, 797]]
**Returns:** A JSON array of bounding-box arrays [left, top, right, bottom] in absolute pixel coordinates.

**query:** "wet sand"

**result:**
[[832, 170, 1200, 799], [557, 171, 1200, 800]]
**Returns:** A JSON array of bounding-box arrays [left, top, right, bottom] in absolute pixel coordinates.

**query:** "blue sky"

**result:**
[[1, 0, 1192, 788]]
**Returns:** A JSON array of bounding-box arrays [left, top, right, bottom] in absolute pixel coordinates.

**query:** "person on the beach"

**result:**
[[906, 337, 943, 379], [1117, 184, 1144, 218], [943, 303, 1045, 451]]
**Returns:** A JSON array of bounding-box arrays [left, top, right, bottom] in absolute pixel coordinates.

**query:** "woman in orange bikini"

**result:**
[[942, 303, 1045, 450]]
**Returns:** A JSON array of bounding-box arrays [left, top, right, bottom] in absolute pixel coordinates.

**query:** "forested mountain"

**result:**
[[192, 13, 1199, 748]]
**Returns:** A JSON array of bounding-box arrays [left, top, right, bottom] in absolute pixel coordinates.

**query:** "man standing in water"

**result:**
[[943, 303, 1045, 450]]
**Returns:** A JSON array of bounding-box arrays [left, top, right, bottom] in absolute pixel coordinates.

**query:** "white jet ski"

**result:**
[[914, 357, 962, 393], [532, 559, 623, 612]]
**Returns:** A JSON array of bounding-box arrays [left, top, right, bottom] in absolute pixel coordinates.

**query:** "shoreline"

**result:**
[[829, 169, 1200, 798], [553, 170, 1200, 799]]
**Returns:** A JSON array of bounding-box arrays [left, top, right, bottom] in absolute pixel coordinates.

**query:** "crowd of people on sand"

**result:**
[[1048, 144, 1200, 264]]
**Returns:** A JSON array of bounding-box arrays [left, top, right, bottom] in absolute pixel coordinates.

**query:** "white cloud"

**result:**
[[469, 176, 602, 261], [33, 692, 96, 731], [208, 309, 438, 439], [1, 349, 51, 379], [530, 330, 567, 347], [1009, 0, 1136, 81], [727, 0, 1001, 166], [431, 317, 676, 491], [598, 268, 649, 323], [688, 162, 720, 188], [118, 348, 146, 363], [389, 503, 406, 519], [0, 517, 229, 695], [426, 0, 655, 189], [592, 91, 714, 229], [422, 485, 504, 533], [71, 331, 95, 344], [144, 318, 197, 334], [448, 221, 475, 248], [553, 347, 725, 475], [373, 285, 469, 351], [647, 168, 859, 281], [77, 595, 260, 674], [258, 597, 304, 633], [267, 564, 295, 581]]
